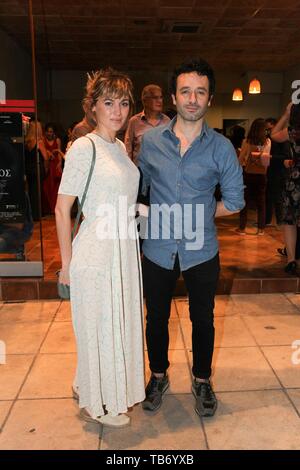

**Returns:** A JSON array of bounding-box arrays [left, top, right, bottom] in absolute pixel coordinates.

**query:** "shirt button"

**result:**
[[171, 253, 176, 258]]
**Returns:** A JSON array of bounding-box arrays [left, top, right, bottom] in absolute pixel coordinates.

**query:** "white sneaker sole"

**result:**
[[79, 408, 130, 427], [99, 414, 130, 428]]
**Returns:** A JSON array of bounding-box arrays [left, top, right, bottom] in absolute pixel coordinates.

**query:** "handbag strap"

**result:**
[[71, 136, 96, 240]]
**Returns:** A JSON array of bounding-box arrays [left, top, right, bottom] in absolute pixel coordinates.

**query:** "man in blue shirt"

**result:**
[[138, 59, 244, 418]]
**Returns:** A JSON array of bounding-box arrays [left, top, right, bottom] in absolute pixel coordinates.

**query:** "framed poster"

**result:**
[[0, 113, 26, 223], [223, 118, 249, 139]]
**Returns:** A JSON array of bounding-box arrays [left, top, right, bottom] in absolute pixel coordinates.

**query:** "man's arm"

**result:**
[[137, 136, 151, 196], [217, 141, 245, 218], [271, 103, 291, 143]]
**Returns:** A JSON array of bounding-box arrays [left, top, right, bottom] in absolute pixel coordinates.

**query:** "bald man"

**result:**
[[125, 84, 170, 165]]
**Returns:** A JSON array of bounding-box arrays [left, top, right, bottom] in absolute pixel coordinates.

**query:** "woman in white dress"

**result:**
[[55, 68, 145, 427]]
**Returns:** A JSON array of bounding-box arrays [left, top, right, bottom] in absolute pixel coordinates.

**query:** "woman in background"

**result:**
[[272, 103, 300, 274], [24, 121, 48, 221], [43, 123, 63, 213], [237, 118, 271, 235]]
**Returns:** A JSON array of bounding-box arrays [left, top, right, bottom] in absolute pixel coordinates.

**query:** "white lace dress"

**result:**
[[58, 133, 145, 418]]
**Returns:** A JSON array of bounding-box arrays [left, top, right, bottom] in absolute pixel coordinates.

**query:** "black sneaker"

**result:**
[[192, 379, 217, 417], [277, 247, 287, 257], [142, 374, 169, 411], [284, 261, 298, 275]]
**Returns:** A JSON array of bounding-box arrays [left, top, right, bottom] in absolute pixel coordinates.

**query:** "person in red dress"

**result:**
[[43, 123, 64, 213]]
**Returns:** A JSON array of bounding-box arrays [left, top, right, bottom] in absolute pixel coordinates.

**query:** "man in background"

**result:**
[[71, 115, 94, 142], [125, 84, 169, 165]]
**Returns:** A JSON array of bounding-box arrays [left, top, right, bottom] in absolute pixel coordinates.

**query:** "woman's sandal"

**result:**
[[79, 408, 130, 427]]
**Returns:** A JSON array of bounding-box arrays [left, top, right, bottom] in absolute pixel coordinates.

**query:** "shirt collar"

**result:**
[[141, 110, 164, 122], [162, 117, 210, 140]]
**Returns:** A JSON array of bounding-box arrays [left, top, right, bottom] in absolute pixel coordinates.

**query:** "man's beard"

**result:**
[[178, 107, 206, 122]]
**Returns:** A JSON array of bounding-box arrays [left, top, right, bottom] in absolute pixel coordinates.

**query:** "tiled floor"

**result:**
[[0, 294, 300, 450]]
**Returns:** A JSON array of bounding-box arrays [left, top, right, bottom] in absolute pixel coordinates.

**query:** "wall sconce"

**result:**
[[249, 77, 261, 94], [232, 88, 243, 101]]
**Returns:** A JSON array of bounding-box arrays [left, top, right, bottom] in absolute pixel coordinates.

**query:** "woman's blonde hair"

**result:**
[[25, 121, 43, 150], [82, 67, 134, 127]]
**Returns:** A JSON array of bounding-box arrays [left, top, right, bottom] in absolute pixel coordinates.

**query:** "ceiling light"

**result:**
[[249, 78, 261, 94], [232, 88, 243, 101]]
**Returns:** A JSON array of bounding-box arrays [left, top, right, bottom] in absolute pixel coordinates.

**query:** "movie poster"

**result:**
[[0, 136, 26, 223]]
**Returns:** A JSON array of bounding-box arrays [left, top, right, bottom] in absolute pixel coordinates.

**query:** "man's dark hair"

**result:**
[[170, 58, 216, 97], [265, 117, 277, 125], [230, 125, 245, 149], [45, 122, 56, 132]]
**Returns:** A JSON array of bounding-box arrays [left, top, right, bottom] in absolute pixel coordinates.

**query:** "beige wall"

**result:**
[[206, 70, 283, 130], [206, 93, 282, 131], [48, 68, 284, 131], [282, 65, 300, 111], [47, 69, 172, 128]]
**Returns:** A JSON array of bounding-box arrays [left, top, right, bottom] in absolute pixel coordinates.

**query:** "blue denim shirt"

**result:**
[[138, 118, 245, 270]]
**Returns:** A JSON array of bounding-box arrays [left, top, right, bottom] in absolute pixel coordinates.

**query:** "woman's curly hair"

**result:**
[[82, 67, 134, 127]]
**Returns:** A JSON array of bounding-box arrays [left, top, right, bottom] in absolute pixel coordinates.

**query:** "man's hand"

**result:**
[[215, 201, 239, 218]]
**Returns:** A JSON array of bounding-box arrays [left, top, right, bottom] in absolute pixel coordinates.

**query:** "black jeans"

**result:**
[[239, 173, 267, 230], [265, 172, 285, 225], [143, 253, 220, 379]]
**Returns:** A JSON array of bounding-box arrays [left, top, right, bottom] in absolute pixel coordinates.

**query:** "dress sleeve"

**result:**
[[58, 137, 92, 201]]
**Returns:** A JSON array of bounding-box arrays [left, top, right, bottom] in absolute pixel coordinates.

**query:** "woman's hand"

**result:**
[[284, 159, 293, 168], [59, 268, 70, 286], [260, 153, 271, 168], [53, 149, 64, 158], [56, 163, 63, 176]]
